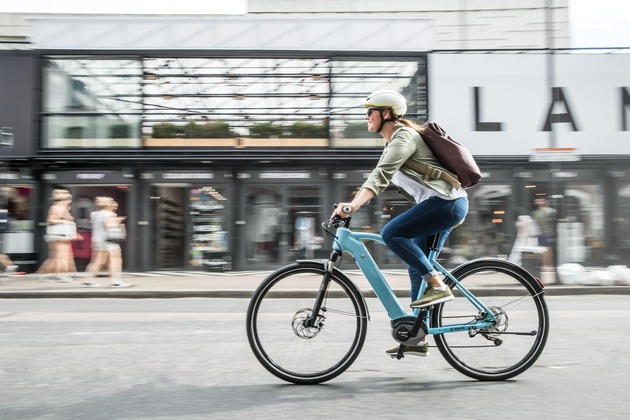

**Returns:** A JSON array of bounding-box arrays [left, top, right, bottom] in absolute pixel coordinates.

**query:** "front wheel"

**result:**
[[433, 259, 549, 381], [246, 261, 368, 384]]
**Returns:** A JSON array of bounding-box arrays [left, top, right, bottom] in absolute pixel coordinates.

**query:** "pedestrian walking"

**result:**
[[83, 197, 131, 288], [531, 198, 557, 270], [0, 253, 18, 275], [508, 208, 540, 266], [37, 189, 80, 282]]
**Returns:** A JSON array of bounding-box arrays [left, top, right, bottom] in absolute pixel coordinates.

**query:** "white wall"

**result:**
[[1, 0, 568, 50], [429, 53, 630, 156]]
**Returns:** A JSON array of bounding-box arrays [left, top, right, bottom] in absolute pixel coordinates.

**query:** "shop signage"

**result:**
[[76, 173, 106, 180], [259, 172, 311, 179], [163, 173, 214, 179], [430, 54, 630, 156]]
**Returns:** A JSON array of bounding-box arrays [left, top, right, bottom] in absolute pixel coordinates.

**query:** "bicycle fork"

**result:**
[[302, 250, 342, 329]]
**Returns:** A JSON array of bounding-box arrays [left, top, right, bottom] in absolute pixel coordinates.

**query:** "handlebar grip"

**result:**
[[341, 205, 352, 214]]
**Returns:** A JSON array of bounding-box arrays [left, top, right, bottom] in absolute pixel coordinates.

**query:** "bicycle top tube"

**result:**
[[331, 224, 447, 266]]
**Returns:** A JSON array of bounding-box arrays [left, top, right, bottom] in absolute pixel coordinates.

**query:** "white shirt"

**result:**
[[392, 170, 467, 204]]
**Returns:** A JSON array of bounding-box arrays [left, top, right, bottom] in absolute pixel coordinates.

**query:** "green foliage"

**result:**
[[249, 122, 285, 138], [65, 126, 85, 139], [152, 121, 234, 138], [152, 123, 181, 138], [196, 121, 233, 138], [288, 121, 328, 138], [110, 124, 131, 139], [343, 122, 380, 138]]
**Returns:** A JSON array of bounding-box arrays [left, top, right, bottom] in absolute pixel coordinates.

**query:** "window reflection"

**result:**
[[42, 58, 142, 148], [559, 184, 604, 265], [616, 185, 630, 254], [190, 186, 229, 269], [468, 185, 512, 261], [41, 56, 427, 149], [246, 189, 282, 264], [244, 184, 322, 266]]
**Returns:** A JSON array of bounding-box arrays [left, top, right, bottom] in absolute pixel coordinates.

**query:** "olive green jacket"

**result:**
[[359, 123, 453, 202]]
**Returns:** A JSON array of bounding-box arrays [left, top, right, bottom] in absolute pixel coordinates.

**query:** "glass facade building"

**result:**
[[1, 48, 629, 274]]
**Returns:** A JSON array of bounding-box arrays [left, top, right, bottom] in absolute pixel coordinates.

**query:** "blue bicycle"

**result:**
[[246, 215, 549, 384]]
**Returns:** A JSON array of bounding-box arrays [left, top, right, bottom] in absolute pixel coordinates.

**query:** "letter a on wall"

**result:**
[[542, 87, 580, 131]]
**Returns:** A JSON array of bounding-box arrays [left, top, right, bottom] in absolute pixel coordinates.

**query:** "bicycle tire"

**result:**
[[246, 261, 369, 384], [432, 259, 549, 381]]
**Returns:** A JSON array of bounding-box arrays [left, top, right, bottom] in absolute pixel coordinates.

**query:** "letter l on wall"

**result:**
[[473, 87, 503, 131]]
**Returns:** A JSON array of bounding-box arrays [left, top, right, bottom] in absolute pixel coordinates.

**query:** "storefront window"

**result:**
[[616, 184, 630, 258], [468, 185, 513, 261], [1, 185, 35, 271], [244, 183, 322, 268], [42, 58, 142, 148], [41, 56, 427, 149], [289, 187, 323, 259], [558, 184, 605, 265], [245, 187, 282, 265], [329, 59, 426, 148], [189, 186, 229, 269]]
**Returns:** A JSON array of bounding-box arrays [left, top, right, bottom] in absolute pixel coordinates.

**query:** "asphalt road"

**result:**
[[1, 296, 629, 419]]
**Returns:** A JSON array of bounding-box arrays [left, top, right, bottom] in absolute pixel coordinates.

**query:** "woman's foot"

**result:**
[[82, 281, 101, 287], [410, 287, 453, 308], [386, 342, 430, 357]]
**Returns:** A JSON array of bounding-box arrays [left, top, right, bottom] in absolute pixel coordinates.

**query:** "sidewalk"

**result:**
[[1, 269, 628, 298]]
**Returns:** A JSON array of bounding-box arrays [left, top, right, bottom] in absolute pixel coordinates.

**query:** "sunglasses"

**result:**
[[366, 108, 380, 117]]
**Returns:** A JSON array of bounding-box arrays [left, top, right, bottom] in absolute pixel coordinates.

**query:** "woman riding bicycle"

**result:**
[[331, 90, 469, 356]]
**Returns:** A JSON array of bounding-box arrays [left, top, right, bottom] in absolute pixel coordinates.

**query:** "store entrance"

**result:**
[[150, 185, 229, 270], [151, 186, 187, 269]]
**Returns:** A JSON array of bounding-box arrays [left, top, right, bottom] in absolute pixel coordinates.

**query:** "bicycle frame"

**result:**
[[332, 226, 497, 334]]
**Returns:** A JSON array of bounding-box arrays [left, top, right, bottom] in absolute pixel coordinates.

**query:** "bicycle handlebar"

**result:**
[[323, 204, 352, 232]]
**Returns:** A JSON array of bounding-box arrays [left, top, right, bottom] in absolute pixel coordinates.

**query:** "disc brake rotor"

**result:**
[[291, 308, 325, 339]]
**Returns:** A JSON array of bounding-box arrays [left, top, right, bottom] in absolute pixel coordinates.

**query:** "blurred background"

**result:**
[[1, 0, 629, 279]]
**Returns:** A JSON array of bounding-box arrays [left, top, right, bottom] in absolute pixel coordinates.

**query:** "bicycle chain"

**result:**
[[432, 315, 501, 348]]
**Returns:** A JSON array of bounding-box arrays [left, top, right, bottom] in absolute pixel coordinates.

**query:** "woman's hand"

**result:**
[[330, 188, 376, 218], [331, 203, 355, 218]]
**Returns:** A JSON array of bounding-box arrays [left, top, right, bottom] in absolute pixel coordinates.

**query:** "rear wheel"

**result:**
[[246, 262, 368, 384], [433, 259, 549, 381]]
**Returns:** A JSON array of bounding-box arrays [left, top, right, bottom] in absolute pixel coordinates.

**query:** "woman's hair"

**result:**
[[51, 189, 72, 202], [399, 118, 427, 134], [95, 196, 113, 209]]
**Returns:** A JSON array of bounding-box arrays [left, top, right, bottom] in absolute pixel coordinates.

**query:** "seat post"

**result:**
[[428, 229, 452, 262]]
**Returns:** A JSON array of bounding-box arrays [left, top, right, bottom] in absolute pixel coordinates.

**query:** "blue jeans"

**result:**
[[381, 197, 469, 300]]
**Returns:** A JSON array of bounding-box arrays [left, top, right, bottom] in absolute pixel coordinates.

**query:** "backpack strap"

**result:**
[[403, 159, 461, 190]]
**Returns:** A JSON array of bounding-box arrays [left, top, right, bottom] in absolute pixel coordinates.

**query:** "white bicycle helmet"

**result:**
[[364, 90, 407, 117]]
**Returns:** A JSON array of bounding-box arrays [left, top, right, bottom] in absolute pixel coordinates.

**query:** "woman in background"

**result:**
[[38, 189, 79, 282], [84, 197, 131, 288]]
